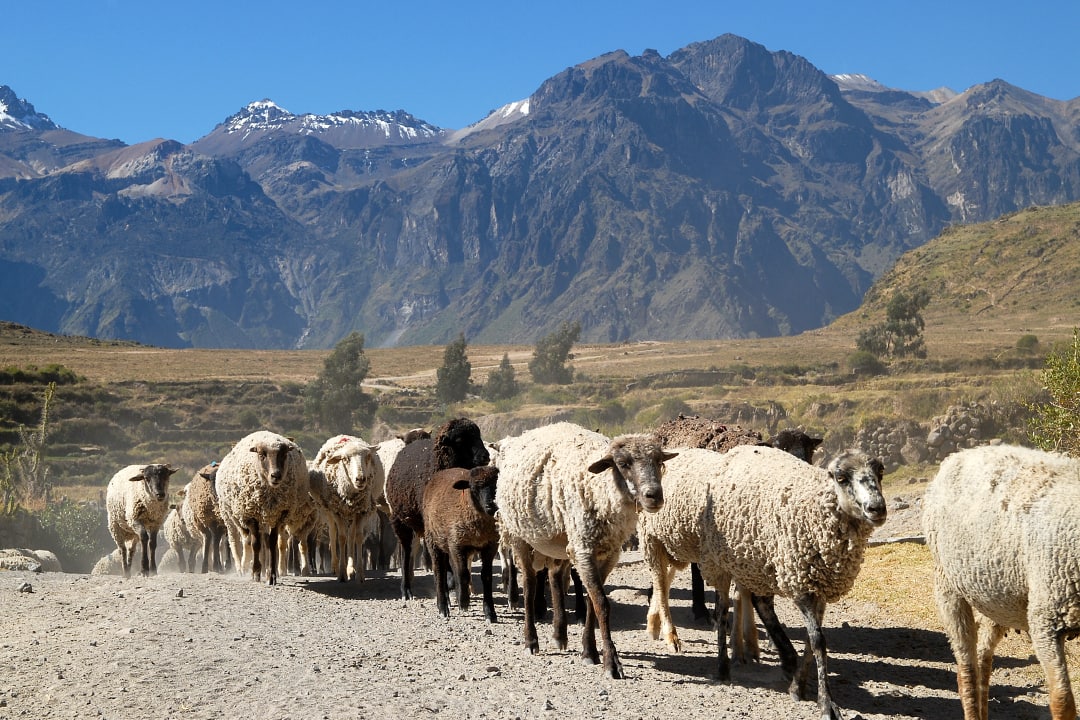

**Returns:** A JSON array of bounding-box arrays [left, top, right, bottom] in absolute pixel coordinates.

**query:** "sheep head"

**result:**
[[770, 429, 823, 464], [452, 465, 500, 516], [249, 436, 298, 488], [433, 418, 490, 470], [587, 434, 676, 513], [126, 463, 177, 501], [327, 440, 381, 493], [827, 450, 887, 526]]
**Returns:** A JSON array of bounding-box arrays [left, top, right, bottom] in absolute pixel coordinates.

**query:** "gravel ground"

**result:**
[[0, 526, 1054, 720]]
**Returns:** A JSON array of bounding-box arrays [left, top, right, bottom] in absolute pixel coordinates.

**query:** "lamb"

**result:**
[[181, 463, 228, 574], [494, 421, 676, 679], [384, 418, 490, 600], [215, 430, 308, 585], [105, 464, 179, 578], [923, 444, 1080, 720], [422, 465, 501, 622], [311, 434, 385, 582], [638, 445, 885, 719], [163, 499, 199, 573]]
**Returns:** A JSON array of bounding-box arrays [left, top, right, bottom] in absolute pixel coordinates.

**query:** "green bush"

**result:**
[[846, 351, 887, 376], [37, 498, 112, 573]]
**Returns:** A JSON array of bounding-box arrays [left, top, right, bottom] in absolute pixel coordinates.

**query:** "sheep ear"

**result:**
[[587, 456, 614, 474], [661, 451, 679, 462], [809, 437, 824, 450], [452, 479, 471, 490], [128, 467, 149, 482], [166, 466, 179, 476], [870, 457, 885, 480]]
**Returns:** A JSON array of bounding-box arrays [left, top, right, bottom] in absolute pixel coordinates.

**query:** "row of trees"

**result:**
[[305, 321, 582, 432]]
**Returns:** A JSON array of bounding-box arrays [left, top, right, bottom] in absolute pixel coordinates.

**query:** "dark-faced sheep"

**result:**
[[422, 465, 501, 622], [923, 444, 1080, 720], [106, 463, 179, 579], [639, 445, 885, 720], [384, 418, 490, 600], [494, 421, 676, 679]]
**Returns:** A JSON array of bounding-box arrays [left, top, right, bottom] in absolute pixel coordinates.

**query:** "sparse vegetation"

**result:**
[[1027, 328, 1080, 455], [528, 321, 581, 384], [435, 333, 472, 404]]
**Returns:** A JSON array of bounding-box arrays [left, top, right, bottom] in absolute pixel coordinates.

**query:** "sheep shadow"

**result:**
[[624, 619, 1049, 719]]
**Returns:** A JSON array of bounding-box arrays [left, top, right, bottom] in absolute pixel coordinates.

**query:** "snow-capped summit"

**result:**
[[0, 85, 59, 131], [196, 99, 445, 152], [448, 98, 530, 143], [830, 73, 958, 105]]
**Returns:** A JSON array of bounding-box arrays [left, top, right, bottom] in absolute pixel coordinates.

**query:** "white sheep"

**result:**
[[162, 499, 200, 573], [638, 445, 885, 720], [494, 421, 676, 679], [923, 444, 1080, 720], [311, 434, 385, 582], [215, 430, 308, 585], [105, 463, 179, 578]]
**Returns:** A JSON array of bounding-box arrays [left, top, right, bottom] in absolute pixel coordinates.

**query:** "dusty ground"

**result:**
[[0, 506, 1057, 720]]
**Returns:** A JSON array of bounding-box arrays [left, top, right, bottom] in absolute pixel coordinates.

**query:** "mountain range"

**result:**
[[1, 34, 1079, 349]]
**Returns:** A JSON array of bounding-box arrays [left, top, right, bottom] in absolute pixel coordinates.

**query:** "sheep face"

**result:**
[[249, 438, 297, 488], [827, 450, 887, 526], [587, 434, 676, 513], [128, 464, 178, 501], [453, 466, 499, 516], [434, 418, 490, 469], [328, 441, 380, 493]]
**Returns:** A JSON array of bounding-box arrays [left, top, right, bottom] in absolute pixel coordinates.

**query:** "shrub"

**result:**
[[37, 498, 111, 573], [436, 333, 472, 404], [529, 321, 581, 385], [1027, 328, 1080, 455], [1015, 334, 1040, 353], [846, 350, 887, 376], [483, 354, 519, 401]]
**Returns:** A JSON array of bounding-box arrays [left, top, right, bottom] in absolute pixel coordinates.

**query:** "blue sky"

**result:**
[[7, 0, 1079, 146]]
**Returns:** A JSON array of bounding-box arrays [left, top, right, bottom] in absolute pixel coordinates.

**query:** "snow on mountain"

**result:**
[[830, 73, 958, 105], [0, 85, 58, 131], [448, 98, 530, 142], [218, 99, 444, 144]]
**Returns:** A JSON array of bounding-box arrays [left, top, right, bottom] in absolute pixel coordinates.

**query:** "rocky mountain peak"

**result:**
[[0, 85, 59, 132]]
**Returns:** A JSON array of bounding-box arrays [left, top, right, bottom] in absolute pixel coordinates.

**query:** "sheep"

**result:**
[[163, 500, 199, 573], [105, 463, 179, 578], [384, 418, 490, 600], [182, 463, 228, 574], [311, 434, 385, 582], [494, 421, 676, 679], [638, 445, 885, 720], [923, 444, 1080, 720], [215, 430, 308, 586], [278, 465, 322, 578], [422, 465, 501, 622], [651, 416, 824, 663]]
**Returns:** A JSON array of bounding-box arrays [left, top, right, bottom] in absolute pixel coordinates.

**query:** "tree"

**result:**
[[304, 332, 376, 432], [483, 353, 519, 401], [1028, 328, 1080, 456], [856, 289, 930, 359], [529, 321, 581, 385], [436, 333, 472, 404]]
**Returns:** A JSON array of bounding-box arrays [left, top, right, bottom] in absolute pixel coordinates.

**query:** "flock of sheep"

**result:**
[[103, 416, 1080, 720]]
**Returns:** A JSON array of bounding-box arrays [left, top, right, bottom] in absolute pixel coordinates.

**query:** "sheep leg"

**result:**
[[691, 562, 710, 623], [732, 586, 762, 663], [570, 566, 587, 625], [577, 557, 622, 679], [428, 539, 451, 618], [712, 575, 733, 681], [479, 542, 498, 623], [645, 551, 682, 652], [200, 529, 213, 573], [137, 527, 152, 577], [1028, 621, 1075, 720], [752, 592, 798, 680], [792, 593, 842, 720], [117, 536, 133, 579], [549, 561, 570, 651], [934, 578, 982, 720], [266, 526, 280, 586], [450, 545, 472, 612], [515, 544, 540, 655], [392, 520, 415, 600], [249, 519, 263, 582]]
